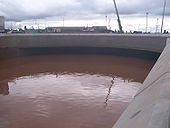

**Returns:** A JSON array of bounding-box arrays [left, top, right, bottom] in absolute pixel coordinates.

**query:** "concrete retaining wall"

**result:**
[[112, 38, 170, 128], [0, 34, 167, 52]]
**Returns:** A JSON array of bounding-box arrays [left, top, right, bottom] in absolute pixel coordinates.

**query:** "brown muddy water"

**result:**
[[0, 55, 155, 128]]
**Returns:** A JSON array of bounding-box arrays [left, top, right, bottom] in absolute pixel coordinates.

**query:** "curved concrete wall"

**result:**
[[112, 38, 170, 128], [0, 34, 167, 52]]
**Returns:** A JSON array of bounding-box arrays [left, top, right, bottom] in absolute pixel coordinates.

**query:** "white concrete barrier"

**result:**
[[0, 34, 167, 52], [112, 38, 170, 128]]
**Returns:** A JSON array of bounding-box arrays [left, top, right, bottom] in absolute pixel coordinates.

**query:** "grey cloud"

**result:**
[[117, 0, 170, 16], [0, 0, 169, 22]]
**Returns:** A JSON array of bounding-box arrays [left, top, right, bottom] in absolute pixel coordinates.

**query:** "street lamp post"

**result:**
[[145, 12, 149, 33]]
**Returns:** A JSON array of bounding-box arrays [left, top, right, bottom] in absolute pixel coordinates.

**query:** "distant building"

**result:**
[[45, 26, 108, 33], [25, 29, 39, 33], [46, 27, 84, 33], [0, 16, 5, 33], [92, 26, 107, 33], [24, 28, 45, 33]]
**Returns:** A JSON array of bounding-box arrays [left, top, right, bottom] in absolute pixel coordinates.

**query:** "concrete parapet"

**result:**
[[112, 38, 170, 128], [0, 34, 167, 52]]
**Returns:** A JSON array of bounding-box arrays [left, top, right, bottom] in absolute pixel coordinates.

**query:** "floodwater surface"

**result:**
[[0, 55, 155, 128]]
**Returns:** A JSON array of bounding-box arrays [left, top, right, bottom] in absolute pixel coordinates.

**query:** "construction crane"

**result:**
[[112, 0, 123, 33], [161, 0, 167, 33]]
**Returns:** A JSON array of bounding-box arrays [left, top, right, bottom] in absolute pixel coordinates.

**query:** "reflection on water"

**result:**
[[0, 73, 141, 128], [0, 55, 155, 128], [104, 77, 114, 107]]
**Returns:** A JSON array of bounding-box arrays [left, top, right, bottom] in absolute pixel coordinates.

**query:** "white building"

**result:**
[[0, 16, 5, 33]]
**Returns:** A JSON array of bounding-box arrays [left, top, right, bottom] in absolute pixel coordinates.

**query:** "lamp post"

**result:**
[[155, 18, 159, 33], [145, 12, 149, 33], [161, 0, 166, 33]]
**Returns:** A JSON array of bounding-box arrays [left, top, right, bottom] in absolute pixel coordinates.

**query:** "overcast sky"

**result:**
[[0, 0, 169, 32]]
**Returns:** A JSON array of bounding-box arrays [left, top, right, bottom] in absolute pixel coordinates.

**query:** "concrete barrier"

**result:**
[[0, 34, 167, 59], [112, 38, 170, 128], [0, 34, 167, 52]]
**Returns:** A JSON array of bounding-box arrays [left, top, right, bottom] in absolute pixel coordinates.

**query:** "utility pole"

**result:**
[[138, 24, 140, 31], [112, 0, 123, 33], [105, 15, 108, 28], [108, 18, 111, 30], [155, 18, 159, 33], [63, 17, 65, 27], [145, 12, 149, 33], [105, 0, 108, 28], [161, 0, 166, 33], [10, 21, 13, 30]]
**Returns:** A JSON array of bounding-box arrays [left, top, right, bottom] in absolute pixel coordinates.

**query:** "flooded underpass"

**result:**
[[0, 54, 155, 128]]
